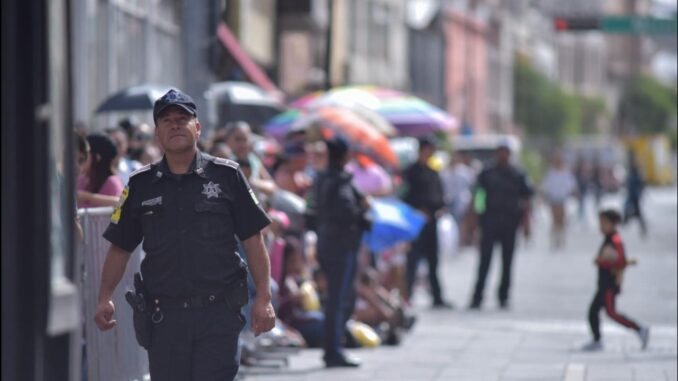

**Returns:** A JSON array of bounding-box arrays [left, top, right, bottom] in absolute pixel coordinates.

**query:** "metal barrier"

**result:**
[[77, 207, 149, 381]]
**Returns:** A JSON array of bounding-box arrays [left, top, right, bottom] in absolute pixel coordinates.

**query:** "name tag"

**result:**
[[141, 196, 162, 207]]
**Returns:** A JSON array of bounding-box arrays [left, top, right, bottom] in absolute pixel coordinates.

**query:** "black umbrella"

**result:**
[[95, 84, 174, 113]]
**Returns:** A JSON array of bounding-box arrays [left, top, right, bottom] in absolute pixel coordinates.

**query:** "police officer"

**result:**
[[311, 136, 368, 367], [470, 141, 533, 310], [403, 136, 452, 308], [94, 89, 275, 380]]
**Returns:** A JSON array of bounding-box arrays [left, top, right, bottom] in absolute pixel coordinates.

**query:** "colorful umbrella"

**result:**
[[362, 197, 427, 253], [263, 105, 396, 141], [263, 109, 305, 141], [298, 107, 399, 170], [289, 85, 457, 136]]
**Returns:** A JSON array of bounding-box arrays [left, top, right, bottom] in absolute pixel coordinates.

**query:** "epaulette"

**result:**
[[129, 164, 152, 178], [212, 157, 239, 170]]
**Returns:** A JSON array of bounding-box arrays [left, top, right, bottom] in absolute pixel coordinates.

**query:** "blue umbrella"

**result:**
[[362, 198, 426, 253]]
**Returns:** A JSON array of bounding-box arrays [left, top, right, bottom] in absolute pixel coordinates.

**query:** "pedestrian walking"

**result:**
[[470, 142, 533, 310], [582, 209, 649, 351], [591, 158, 604, 207], [574, 157, 590, 221], [623, 152, 648, 237], [310, 135, 370, 367], [402, 136, 452, 309], [541, 153, 577, 249], [94, 89, 275, 381]]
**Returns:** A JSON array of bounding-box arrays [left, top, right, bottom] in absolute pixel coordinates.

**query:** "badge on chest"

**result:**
[[202, 181, 222, 199]]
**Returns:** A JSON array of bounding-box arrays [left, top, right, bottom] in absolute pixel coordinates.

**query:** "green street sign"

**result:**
[[601, 16, 677, 35]]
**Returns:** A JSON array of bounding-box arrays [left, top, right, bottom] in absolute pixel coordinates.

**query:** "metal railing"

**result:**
[[77, 207, 149, 381]]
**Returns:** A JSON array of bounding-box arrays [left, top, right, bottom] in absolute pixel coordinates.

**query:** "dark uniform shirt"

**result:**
[[403, 161, 445, 215], [476, 162, 533, 227], [103, 151, 270, 298]]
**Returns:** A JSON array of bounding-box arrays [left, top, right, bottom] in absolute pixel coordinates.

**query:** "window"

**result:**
[[369, 2, 390, 61]]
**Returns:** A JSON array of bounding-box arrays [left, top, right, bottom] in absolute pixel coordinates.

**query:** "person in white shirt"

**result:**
[[541, 154, 577, 249], [440, 152, 476, 247]]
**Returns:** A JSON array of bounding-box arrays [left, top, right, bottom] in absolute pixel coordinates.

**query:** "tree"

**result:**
[[619, 74, 677, 135], [514, 55, 611, 143], [513, 55, 580, 143]]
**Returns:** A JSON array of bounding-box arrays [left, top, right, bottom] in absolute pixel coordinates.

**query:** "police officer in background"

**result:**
[[311, 135, 369, 367], [470, 141, 533, 310], [94, 89, 275, 380], [403, 136, 452, 309]]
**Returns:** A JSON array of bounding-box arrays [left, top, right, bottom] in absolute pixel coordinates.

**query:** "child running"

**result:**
[[582, 209, 650, 351]]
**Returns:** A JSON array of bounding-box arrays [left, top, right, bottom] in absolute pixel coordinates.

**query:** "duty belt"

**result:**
[[150, 292, 228, 311]]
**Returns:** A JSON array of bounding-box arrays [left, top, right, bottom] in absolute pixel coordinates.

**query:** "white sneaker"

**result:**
[[581, 340, 604, 351], [639, 326, 650, 350]]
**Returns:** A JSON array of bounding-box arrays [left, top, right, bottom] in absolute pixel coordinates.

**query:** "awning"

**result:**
[[217, 22, 279, 95]]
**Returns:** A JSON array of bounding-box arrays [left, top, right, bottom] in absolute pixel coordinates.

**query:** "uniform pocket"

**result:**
[[194, 201, 233, 241], [141, 205, 165, 252]]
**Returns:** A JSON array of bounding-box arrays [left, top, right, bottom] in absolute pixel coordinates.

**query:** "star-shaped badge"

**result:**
[[202, 181, 222, 199]]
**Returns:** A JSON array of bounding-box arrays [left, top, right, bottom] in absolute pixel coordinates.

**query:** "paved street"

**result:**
[[242, 187, 678, 381]]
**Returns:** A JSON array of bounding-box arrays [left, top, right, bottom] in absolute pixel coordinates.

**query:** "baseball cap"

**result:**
[[153, 89, 197, 122]]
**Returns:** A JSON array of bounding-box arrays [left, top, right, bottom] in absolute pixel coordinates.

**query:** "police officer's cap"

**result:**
[[153, 89, 197, 122]]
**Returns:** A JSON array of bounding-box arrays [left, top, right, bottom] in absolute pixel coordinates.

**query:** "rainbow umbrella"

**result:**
[[295, 107, 399, 170], [263, 109, 305, 141], [263, 105, 396, 141], [289, 85, 457, 137]]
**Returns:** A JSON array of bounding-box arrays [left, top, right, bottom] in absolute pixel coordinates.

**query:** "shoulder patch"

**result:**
[[212, 157, 239, 170], [129, 164, 152, 178]]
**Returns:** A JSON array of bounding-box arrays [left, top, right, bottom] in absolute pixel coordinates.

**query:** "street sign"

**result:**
[[553, 16, 677, 35], [553, 17, 599, 31], [602, 16, 677, 34]]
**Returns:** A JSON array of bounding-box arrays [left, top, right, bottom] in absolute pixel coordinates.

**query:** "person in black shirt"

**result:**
[[582, 209, 649, 351], [94, 89, 275, 380], [310, 136, 369, 367], [470, 142, 533, 310], [403, 136, 452, 309]]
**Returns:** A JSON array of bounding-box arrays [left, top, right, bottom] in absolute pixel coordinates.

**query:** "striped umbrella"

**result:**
[[292, 106, 399, 170], [289, 85, 457, 136], [263, 105, 396, 141], [262, 109, 305, 141]]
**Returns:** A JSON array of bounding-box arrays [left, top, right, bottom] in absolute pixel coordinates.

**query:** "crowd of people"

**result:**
[[77, 91, 651, 374]]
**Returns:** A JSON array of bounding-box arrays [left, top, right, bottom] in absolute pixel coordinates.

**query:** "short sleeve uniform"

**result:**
[[103, 151, 270, 297], [476, 162, 533, 227]]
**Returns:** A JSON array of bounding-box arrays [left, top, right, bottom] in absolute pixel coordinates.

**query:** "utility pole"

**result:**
[[324, 0, 334, 90]]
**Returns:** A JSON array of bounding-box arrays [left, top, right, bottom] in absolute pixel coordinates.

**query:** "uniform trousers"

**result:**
[[148, 303, 244, 381], [406, 218, 443, 304], [472, 221, 519, 305]]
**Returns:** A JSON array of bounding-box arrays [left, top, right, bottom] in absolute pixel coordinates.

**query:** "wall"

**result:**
[[444, 9, 488, 133]]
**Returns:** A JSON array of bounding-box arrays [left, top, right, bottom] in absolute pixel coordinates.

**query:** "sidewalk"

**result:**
[[241, 188, 678, 381]]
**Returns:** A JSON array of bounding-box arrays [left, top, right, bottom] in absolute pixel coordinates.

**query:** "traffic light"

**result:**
[[553, 17, 600, 32]]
